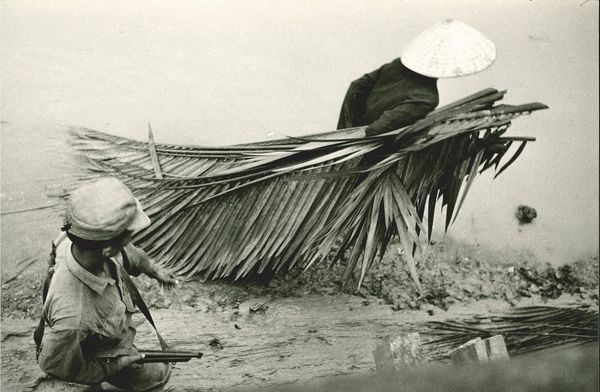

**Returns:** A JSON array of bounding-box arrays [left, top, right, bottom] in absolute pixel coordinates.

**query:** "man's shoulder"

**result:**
[[51, 238, 82, 291], [380, 57, 404, 70], [44, 266, 85, 328], [44, 237, 85, 328]]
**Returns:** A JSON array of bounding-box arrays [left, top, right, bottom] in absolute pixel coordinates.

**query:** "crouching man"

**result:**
[[36, 177, 177, 391]]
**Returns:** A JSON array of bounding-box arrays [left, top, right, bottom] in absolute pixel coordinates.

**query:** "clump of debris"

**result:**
[[516, 205, 537, 224], [1, 270, 45, 319], [517, 263, 596, 299], [359, 244, 598, 312]]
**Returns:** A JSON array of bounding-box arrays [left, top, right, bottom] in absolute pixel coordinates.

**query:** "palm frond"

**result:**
[[65, 88, 548, 287], [419, 305, 598, 360]]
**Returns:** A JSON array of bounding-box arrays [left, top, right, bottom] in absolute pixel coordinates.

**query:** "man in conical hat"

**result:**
[[337, 19, 496, 136]]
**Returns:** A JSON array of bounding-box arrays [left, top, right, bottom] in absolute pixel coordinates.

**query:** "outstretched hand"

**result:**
[[150, 266, 179, 289]]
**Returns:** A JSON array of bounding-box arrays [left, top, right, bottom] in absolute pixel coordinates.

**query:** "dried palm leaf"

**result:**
[[65, 88, 548, 288], [419, 304, 598, 360]]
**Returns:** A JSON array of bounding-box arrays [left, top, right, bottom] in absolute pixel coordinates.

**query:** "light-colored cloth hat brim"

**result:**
[[66, 177, 152, 241], [126, 198, 151, 234], [401, 19, 496, 79]]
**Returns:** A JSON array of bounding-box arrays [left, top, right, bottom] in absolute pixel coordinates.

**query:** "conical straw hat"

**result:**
[[401, 19, 496, 78]]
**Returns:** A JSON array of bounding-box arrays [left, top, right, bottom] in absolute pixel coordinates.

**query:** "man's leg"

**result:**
[[98, 362, 172, 392]]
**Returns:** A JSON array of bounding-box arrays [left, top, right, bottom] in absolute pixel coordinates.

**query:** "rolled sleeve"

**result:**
[[39, 328, 108, 385], [121, 243, 153, 276]]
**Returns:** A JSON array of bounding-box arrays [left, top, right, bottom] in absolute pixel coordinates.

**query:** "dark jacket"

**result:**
[[337, 58, 439, 136]]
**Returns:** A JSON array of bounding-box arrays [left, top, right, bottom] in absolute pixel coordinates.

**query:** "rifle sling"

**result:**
[[34, 242, 169, 359], [117, 251, 170, 351]]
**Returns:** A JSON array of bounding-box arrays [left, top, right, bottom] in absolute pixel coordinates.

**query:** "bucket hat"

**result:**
[[401, 19, 496, 78], [65, 177, 151, 241]]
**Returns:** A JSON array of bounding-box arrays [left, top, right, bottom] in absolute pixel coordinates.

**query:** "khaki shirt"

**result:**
[[38, 238, 150, 384]]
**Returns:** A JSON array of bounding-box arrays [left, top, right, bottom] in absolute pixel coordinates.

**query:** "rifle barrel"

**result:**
[[141, 357, 194, 363], [142, 350, 203, 357], [139, 350, 203, 363]]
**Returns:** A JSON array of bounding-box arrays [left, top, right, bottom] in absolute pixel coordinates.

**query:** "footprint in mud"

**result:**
[[238, 298, 271, 315], [229, 358, 244, 367], [269, 303, 303, 324]]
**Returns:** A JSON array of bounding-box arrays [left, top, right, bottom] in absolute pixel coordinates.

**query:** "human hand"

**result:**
[[151, 267, 179, 289], [110, 353, 145, 373], [365, 127, 382, 137]]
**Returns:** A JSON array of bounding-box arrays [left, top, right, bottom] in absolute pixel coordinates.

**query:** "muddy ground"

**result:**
[[1, 125, 598, 391], [1, 237, 598, 391]]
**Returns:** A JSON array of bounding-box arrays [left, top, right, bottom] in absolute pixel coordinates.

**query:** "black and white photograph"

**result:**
[[1, 1, 598, 391]]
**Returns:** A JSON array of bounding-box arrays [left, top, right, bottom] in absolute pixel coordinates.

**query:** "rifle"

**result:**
[[139, 350, 203, 363], [97, 348, 203, 364]]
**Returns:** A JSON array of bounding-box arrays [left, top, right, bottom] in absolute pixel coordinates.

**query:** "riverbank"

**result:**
[[1, 238, 597, 391]]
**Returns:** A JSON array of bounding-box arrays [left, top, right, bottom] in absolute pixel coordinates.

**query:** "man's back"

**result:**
[[361, 58, 438, 125]]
